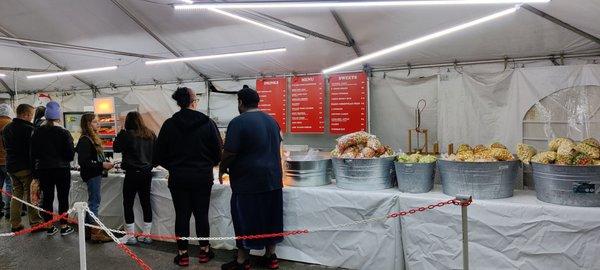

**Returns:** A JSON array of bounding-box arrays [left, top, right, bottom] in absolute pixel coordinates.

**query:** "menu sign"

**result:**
[[329, 72, 367, 134], [256, 77, 287, 132], [290, 75, 325, 133]]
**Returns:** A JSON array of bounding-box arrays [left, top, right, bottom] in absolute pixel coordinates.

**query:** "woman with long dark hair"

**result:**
[[114, 111, 156, 245], [30, 101, 75, 236], [76, 113, 113, 242], [154, 87, 222, 266]]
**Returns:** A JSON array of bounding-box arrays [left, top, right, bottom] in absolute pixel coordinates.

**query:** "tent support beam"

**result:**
[[0, 25, 96, 89], [239, 10, 352, 47], [0, 36, 164, 60], [111, 0, 210, 81], [522, 5, 600, 46], [0, 67, 62, 73], [9, 51, 600, 94], [330, 10, 361, 56], [0, 79, 13, 95]]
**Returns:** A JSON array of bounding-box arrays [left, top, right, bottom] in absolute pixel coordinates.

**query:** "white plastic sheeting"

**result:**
[[398, 186, 600, 270], [69, 173, 404, 270]]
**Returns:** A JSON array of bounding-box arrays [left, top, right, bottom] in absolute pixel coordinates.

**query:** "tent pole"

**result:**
[[111, 0, 211, 82], [521, 5, 600, 46], [0, 25, 96, 89]]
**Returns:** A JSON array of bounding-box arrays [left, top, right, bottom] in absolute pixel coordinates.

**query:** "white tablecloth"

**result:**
[[69, 172, 404, 270], [397, 186, 600, 270]]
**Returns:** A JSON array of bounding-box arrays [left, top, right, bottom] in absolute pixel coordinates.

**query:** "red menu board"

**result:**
[[329, 72, 367, 134], [256, 77, 287, 132], [290, 75, 325, 133]]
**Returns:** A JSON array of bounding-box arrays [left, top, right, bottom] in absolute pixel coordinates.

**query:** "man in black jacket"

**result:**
[[2, 104, 42, 231], [154, 87, 222, 266]]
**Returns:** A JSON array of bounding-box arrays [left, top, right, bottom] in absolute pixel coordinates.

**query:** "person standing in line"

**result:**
[[0, 103, 13, 219], [219, 85, 284, 270], [154, 87, 222, 267], [76, 113, 113, 242], [114, 111, 156, 245], [33, 106, 46, 128], [2, 104, 43, 232], [30, 101, 75, 236]]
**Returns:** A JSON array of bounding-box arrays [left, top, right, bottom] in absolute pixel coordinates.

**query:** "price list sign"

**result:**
[[256, 77, 287, 132], [329, 72, 367, 134], [290, 75, 325, 133]]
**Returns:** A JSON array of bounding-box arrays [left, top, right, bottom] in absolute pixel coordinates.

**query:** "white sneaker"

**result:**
[[137, 236, 153, 244], [119, 235, 138, 245]]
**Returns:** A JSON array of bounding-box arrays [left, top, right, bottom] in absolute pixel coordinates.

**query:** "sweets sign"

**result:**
[[290, 75, 325, 133], [256, 77, 287, 132], [329, 72, 367, 134]]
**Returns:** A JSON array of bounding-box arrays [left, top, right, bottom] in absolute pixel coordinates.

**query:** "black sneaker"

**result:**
[[198, 246, 215, 263], [10, 225, 24, 232], [60, 226, 75, 236], [0, 211, 4, 219], [221, 259, 251, 270], [46, 226, 59, 236], [173, 252, 190, 267], [258, 254, 279, 269]]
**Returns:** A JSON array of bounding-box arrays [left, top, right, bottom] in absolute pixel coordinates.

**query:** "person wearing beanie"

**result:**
[[154, 87, 222, 266], [30, 101, 76, 236], [3, 104, 43, 232], [219, 85, 284, 270], [114, 111, 156, 245], [0, 103, 13, 219]]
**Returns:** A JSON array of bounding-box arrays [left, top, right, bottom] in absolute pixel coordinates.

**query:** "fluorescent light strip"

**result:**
[[204, 9, 305, 40], [0, 73, 6, 77], [146, 48, 287, 65], [27, 66, 118, 79], [175, 0, 548, 10], [180, 0, 194, 3], [323, 6, 518, 73]]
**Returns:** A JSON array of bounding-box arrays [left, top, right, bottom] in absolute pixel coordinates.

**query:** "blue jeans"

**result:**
[[85, 176, 102, 224], [0, 166, 11, 212]]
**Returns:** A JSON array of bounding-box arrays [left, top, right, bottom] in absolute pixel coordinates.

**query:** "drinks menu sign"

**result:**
[[329, 72, 367, 134], [290, 75, 325, 133], [256, 77, 287, 132]]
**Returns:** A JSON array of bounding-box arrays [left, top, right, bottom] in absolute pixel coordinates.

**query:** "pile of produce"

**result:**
[[396, 153, 437, 163], [519, 137, 600, 166], [443, 143, 515, 162], [330, 131, 394, 159]]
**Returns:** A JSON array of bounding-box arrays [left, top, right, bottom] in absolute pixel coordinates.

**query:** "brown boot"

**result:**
[[90, 228, 112, 243]]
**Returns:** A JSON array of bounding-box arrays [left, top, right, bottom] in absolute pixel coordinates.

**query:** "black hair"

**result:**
[[172, 87, 192, 108], [34, 106, 46, 122], [237, 85, 260, 108]]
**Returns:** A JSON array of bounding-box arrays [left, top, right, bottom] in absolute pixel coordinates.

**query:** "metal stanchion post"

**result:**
[[74, 202, 88, 270], [456, 195, 471, 270]]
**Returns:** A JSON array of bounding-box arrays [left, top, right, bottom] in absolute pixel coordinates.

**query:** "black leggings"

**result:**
[[123, 170, 153, 224], [170, 187, 212, 250], [39, 168, 71, 225]]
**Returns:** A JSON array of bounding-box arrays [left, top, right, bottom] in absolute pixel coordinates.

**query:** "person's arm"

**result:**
[[207, 120, 223, 166], [64, 131, 75, 162], [153, 120, 170, 168], [29, 130, 39, 176], [76, 137, 102, 171], [219, 120, 241, 184]]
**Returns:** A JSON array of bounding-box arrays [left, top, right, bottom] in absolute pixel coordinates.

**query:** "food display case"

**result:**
[[94, 97, 138, 158]]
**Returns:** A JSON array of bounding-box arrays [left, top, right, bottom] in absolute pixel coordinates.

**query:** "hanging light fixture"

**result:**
[[145, 48, 287, 65], [174, 0, 549, 10], [27, 66, 118, 79], [323, 6, 519, 73]]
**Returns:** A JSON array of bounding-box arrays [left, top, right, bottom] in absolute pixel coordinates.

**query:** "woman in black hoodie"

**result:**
[[30, 101, 75, 236], [154, 87, 222, 266], [114, 111, 156, 245]]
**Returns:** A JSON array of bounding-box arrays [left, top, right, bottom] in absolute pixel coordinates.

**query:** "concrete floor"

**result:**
[[0, 218, 342, 270]]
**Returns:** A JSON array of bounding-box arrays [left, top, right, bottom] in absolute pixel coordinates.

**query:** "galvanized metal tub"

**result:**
[[532, 163, 600, 207], [332, 157, 395, 190], [395, 162, 435, 193], [438, 160, 519, 199], [284, 158, 332, 187]]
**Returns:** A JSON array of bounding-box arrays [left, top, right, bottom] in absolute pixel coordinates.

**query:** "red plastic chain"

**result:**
[[387, 198, 472, 219], [13, 212, 69, 236], [237, 229, 310, 240], [117, 243, 152, 270]]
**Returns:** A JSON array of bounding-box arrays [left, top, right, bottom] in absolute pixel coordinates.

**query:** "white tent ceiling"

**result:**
[[0, 0, 598, 92]]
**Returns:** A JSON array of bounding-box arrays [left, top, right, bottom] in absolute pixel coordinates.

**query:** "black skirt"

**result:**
[[231, 189, 284, 250]]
